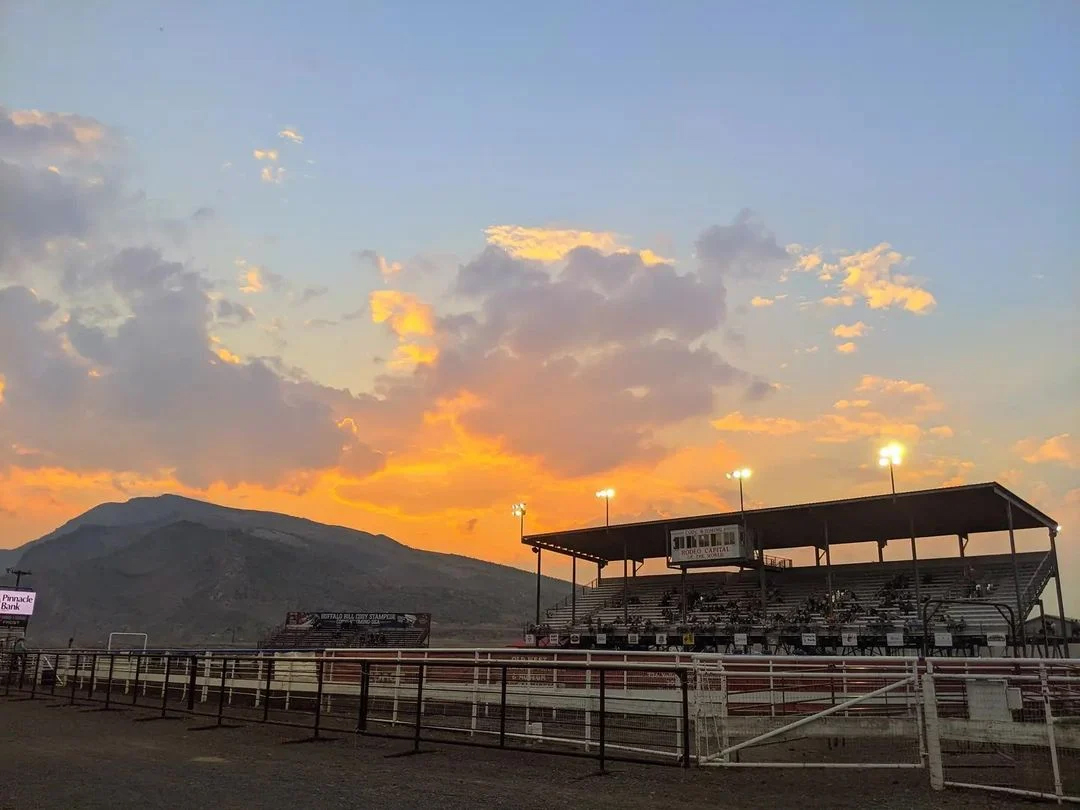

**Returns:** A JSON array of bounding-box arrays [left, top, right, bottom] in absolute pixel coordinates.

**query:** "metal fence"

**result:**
[[0, 649, 692, 771], [3, 648, 1079, 802]]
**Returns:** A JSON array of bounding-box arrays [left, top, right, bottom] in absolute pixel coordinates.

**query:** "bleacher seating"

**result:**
[[541, 552, 1051, 638]]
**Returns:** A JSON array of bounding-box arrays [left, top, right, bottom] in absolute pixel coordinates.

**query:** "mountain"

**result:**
[[7, 495, 570, 647]]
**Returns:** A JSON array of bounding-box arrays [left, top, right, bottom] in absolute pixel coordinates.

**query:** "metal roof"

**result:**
[[522, 482, 1058, 563]]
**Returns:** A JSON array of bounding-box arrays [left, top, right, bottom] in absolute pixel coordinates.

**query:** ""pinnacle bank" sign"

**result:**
[[0, 590, 36, 616]]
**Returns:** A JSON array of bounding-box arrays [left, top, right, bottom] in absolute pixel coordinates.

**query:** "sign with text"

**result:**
[[547, 634, 560, 646], [887, 632, 905, 647], [668, 524, 748, 566], [628, 633, 640, 645], [595, 633, 607, 645], [734, 632, 748, 647], [0, 615, 29, 629], [524, 633, 536, 645], [801, 633, 817, 647], [841, 631, 859, 647], [0, 590, 35, 616], [570, 633, 581, 645], [934, 631, 953, 648], [986, 631, 1007, 647], [285, 612, 429, 630], [655, 633, 668, 646]]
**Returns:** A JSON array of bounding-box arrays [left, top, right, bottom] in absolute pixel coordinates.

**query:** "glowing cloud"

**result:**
[[835, 342, 857, 354], [832, 321, 870, 339], [278, 129, 304, 144], [236, 260, 284, 294], [750, 296, 775, 308], [252, 148, 279, 161], [837, 243, 936, 313], [355, 250, 404, 281], [821, 294, 855, 307], [260, 166, 285, 184], [0, 374, 6, 404], [1014, 434, 1078, 468], [834, 399, 871, 409], [484, 225, 670, 265], [929, 426, 954, 438], [369, 290, 435, 337]]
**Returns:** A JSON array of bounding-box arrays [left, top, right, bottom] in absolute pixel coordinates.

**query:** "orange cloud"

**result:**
[[260, 166, 285, 184], [834, 399, 870, 409], [0, 374, 5, 405], [837, 243, 936, 313], [1014, 434, 1078, 468], [369, 290, 435, 337], [750, 296, 774, 308], [278, 129, 304, 144], [252, 148, 279, 162], [929, 426, 954, 438], [390, 343, 439, 369], [209, 337, 242, 365], [832, 321, 870, 338], [835, 342, 857, 354], [821, 294, 855, 307], [855, 375, 941, 413], [711, 411, 805, 436], [484, 224, 670, 265]]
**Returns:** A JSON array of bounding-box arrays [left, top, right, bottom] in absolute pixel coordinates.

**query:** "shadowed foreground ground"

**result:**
[[0, 698, 1029, 809]]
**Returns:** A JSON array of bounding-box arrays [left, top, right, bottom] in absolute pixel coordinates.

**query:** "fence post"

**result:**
[[29, 653, 40, 699], [922, 666, 944, 791], [104, 654, 115, 709], [499, 665, 508, 747], [357, 661, 370, 733], [312, 659, 324, 739], [70, 653, 80, 705], [412, 663, 425, 752], [187, 655, 197, 711], [216, 657, 228, 726], [50, 654, 58, 696], [18, 652, 27, 690], [161, 656, 172, 716], [680, 669, 691, 768], [131, 655, 142, 706], [87, 653, 97, 700], [598, 668, 606, 774], [262, 656, 272, 722], [1040, 663, 1064, 801]]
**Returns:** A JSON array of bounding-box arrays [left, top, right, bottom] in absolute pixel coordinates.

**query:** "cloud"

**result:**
[[750, 296, 774, 308], [303, 318, 338, 329], [834, 399, 871, 409], [832, 321, 870, 339], [354, 249, 403, 281], [835, 243, 935, 313], [929, 426, 954, 438], [236, 260, 284, 294], [0, 374, 5, 404], [711, 411, 805, 436], [1014, 434, 1078, 468], [252, 148, 279, 162], [1, 106, 116, 166], [278, 129, 304, 144], [835, 341, 857, 354], [821, 294, 855, 307], [484, 224, 671, 265], [855, 375, 941, 413], [295, 285, 328, 306], [260, 166, 285, 184], [695, 209, 789, 282], [369, 290, 435, 337], [214, 298, 255, 323]]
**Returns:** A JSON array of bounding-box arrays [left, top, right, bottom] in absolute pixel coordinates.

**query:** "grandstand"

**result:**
[[524, 482, 1065, 655], [261, 611, 431, 649]]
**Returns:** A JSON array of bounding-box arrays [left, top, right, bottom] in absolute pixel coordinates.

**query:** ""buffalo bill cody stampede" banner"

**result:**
[[284, 612, 431, 631]]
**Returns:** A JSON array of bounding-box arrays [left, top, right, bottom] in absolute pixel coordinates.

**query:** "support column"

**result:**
[[1049, 528, 1068, 653], [680, 567, 687, 624], [877, 540, 885, 564], [571, 556, 577, 627], [958, 534, 967, 559], [597, 561, 602, 583], [909, 516, 922, 616], [824, 521, 833, 597], [1007, 501, 1027, 653], [757, 534, 768, 617], [534, 548, 542, 628]]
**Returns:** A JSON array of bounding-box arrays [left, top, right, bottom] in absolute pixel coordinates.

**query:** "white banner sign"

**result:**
[[734, 632, 748, 647], [669, 525, 747, 564], [801, 633, 817, 647], [595, 633, 607, 645], [0, 590, 35, 616], [842, 631, 859, 646], [934, 631, 953, 648], [986, 631, 1007, 647], [627, 632, 639, 645], [655, 633, 668, 646], [524, 633, 536, 645], [547, 634, 560, 646], [887, 632, 905, 647], [570, 633, 581, 645]]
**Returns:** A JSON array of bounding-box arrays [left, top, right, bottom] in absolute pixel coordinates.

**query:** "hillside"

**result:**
[[7, 495, 570, 647]]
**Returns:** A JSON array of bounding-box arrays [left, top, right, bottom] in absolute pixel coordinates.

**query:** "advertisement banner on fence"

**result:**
[[934, 631, 953, 648], [887, 632, 905, 647], [628, 632, 639, 645], [842, 631, 859, 646], [986, 631, 1007, 647], [595, 633, 607, 645], [655, 633, 668, 646], [801, 632, 817, 647], [0, 590, 35, 616], [734, 632, 748, 647], [284, 611, 430, 630]]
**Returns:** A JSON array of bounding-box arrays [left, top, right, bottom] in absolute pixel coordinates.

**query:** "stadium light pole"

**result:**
[[513, 503, 536, 627], [729, 469, 766, 616], [596, 489, 622, 623], [725, 469, 751, 525], [878, 443, 903, 499]]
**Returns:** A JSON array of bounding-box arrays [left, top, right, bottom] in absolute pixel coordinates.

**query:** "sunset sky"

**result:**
[[1, 4, 1077, 609]]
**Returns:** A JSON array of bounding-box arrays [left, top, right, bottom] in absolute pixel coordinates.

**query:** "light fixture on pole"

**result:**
[[595, 488, 624, 624], [514, 502, 539, 631], [878, 443, 903, 497], [725, 468, 751, 520]]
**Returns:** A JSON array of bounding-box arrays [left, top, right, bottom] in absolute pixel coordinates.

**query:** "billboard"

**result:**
[[284, 611, 430, 630], [0, 590, 35, 616], [668, 524, 748, 566]]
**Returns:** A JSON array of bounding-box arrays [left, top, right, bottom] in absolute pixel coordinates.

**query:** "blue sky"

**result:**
[[0, 2, 1077, 603]]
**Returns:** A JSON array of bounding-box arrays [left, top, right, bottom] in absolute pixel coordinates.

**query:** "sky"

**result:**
[[0, 2, 1077, 609]]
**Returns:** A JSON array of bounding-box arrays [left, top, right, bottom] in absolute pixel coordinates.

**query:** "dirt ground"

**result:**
[[0, 697, 1034, 809]]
